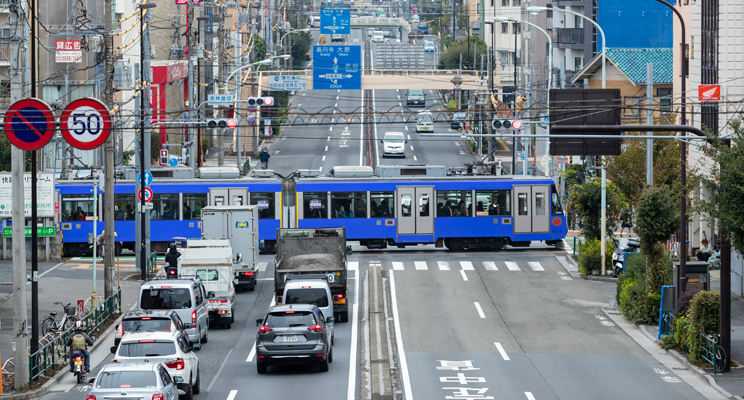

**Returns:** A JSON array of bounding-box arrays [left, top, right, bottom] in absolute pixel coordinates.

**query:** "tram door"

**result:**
[[396, 186, 434, 241], [209, 188, 248, 206], [513, 185, 550, 234]]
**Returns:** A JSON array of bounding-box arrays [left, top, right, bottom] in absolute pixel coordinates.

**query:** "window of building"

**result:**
[[436, 190, 472, 217], [474, 190, 511, 216], [513, 23, 521, 34], [501, 0, 508, 5], [331, 192, 366, 218], [657, 88, 673, 112], [512, 0, 520, 5], [61, 195, 95, 222], [574, 57, 582, 70], [625, 97, 642, 117], [250, 192, 275, 219], [501, 23, 508, 33], [303, 192, 328, 219], [114, 194, 135, 221], [151, 193, 178, 221], [370, 191, 394, 217], [183, 193, 207, 219], [574, 15, 582, 28]]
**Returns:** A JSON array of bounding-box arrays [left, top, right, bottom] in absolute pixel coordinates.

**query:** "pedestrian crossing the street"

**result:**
[[359, 260, 558, 273]]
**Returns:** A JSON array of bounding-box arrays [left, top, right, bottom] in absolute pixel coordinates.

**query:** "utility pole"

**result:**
[[645, 63, 654, 185], [103, 0, 116, 299], [138, 2, 156, 279], [29, 0, 40, 359], [188, 0, 197, 176], [217, 6, 226, 167], [10, 0, 29, 388]]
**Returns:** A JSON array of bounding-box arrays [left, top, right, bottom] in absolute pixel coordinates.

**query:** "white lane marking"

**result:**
[[72, 257, 81, 261], [506, 262, 521, 271], [319, 167, 323, 172], [338, 89, 340, 92], [322, 155, 326, 161], [525, 392, 535, 400], [483, 261, 498, 271], [38, 262, 64, 278], [257, 261, 267, 271], [257, 277, 273, 281], [495, 342, 510, 360], [460, 270, 468, 281], [438, 261, 450, 270], [399, 103, 402, 107], [396, 89, 399, 92], [327, 136, 331, 141], [227, 390, 238, 400], [407, 135, 411, 140], [410, 145, 414, 151], [390, 271, 413, 400], [360, 85, 364, 167], [373, 89, 380, 166], [454, 142, 459, 146], [460, 261, 474, 271], [414, 261, 428, 270], [348, 261, 359, 271], [528, 262, 544, 271], [405, 126, 408, 131], [392, 262, 404, 270], [246, 343, 256, 362], [397, 95, 400, 99], [347, 268, 360, 400], [474, 302, 485, 318], [413, 156, 417, 161], [206, 348, 233, 391], [337, 95, 339, 100], [330, 127, 333, 131], [335, 103, 338, 107], [325, 146, 328, 151]]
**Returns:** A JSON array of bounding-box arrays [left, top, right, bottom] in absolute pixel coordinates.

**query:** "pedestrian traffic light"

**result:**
[[246, 96, 274, 107], [492, 118, 522, 131], [207, 118, 238, 129], [159, 149, 169, 166]]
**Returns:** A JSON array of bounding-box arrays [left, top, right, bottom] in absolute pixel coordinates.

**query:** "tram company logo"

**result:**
[[236, 221, 249, 228], [552, 217, 562, 227]]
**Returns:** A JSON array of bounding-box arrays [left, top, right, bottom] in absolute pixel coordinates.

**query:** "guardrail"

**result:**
[[28, 288, 121, 385], [261, 69, 479, 77]]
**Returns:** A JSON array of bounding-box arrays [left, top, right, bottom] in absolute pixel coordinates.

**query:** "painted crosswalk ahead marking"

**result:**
[[505, 262, 521, 271]]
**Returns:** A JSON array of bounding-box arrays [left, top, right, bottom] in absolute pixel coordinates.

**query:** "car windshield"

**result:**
[[425, 41, 433, 46], [195, 270, 219, 281], [140, 288, 192, 310], [122, 318, 173, 333], [385, 135, 405, 143], [409, 90, 424, 97], [285, 289, 329, 308], [117, 341, 176, 357], [96, 371, 158, 389], [417, 113, 433, 123], [453, 112, 467, 119], [266, 311, 316, 328]]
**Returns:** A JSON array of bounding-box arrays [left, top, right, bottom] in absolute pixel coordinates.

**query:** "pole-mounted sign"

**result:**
[[60, 98, 112, 150], [3, 98, 56, 151]]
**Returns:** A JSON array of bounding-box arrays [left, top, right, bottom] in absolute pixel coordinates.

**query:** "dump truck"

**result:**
[[273, 227, 352, 322], [201, 206, 260, 291]]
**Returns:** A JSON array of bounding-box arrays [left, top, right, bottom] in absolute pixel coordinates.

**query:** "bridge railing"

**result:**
[[261, 69, 479, 77]]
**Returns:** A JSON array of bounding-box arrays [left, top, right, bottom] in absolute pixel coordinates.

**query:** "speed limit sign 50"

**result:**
[[60, 98, 112, 150]]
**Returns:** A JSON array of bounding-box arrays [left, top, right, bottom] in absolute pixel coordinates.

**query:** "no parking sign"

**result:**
[[3, 99, 56, 151]]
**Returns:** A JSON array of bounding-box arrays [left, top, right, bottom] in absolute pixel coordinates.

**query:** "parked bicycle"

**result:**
[[706, 333, 728, 372], [41, 302, 78, 335]]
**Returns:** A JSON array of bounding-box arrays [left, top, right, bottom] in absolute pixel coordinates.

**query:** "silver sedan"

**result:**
[[88, 362, 181, 400]]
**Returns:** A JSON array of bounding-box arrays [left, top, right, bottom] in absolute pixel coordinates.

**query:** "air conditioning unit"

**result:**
[[114, 60, 134, 90], [195, 44, 205, 59]]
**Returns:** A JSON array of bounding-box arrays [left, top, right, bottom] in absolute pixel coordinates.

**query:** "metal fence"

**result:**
[[28, 288, 121, 385], [147, 251, 158, 280], [659, 310, 674, 337], [700, 334, 724, 374]]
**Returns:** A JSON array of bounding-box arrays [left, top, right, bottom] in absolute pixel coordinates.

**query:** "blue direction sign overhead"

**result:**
[[320, 9, 350, 34], [137, 171, 153, 187], [313, 45, 361, 90]]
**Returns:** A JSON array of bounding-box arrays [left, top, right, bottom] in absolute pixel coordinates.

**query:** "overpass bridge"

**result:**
[[259, 69, 483, 91]]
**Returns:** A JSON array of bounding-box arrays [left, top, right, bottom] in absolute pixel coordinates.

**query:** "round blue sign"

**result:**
[[3, 99, 56, 151], [168, 157, 178, 167]]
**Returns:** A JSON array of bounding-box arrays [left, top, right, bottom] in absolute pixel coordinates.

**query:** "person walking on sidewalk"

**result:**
[[260, 147, 271, 170], [619, 204, 633, 237]]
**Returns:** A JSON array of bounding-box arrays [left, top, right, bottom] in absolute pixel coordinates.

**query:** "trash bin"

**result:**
[[673, 261, 709, 297]]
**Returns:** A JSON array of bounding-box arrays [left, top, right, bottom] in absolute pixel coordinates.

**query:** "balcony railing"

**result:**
[[552, 28, 584, 45]]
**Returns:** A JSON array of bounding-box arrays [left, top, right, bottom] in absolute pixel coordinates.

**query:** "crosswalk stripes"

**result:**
[[483, 261, 498, 271], [437, 261, 450, 270], [460, 261, 474, 271], [258, 261, 268, 271], [528, 262, 544, 271], [392, 262, 404, 270], [505, 262, 521, 271], [414, 261, 428, 270]]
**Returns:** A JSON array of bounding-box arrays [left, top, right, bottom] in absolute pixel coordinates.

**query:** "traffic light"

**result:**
[[159, 149, 169, 166], [246, 96, 274, 107], [492, 118, 522, 131], [207, 118, 238, 129]]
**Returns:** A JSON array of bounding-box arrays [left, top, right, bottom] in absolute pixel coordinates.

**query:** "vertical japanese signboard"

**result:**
[[55, 40, 82, 63], [0, 173, 55, 217]]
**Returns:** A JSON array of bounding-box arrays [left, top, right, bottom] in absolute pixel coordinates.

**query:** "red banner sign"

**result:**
[[699, 84, 721, 102]]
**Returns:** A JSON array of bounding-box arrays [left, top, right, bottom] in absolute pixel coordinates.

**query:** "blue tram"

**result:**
[[56, 171, 567, 255]]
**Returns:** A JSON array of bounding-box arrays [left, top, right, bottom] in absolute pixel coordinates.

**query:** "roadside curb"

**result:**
[[637, 325, 743, 400], [581, 274, 617, 283]]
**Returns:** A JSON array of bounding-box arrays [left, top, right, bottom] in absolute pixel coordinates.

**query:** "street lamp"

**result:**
[[451, 74, 463, 111], [494, 16, 553, 178], [279, 28, 310, 70], [138, 1, 156, 281], [527, 6, 606, 89]]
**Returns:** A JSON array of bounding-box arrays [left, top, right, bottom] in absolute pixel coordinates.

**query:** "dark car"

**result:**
[[451, 111, 467, 129], [114, 309, 188, 347], [406, 89, 426, 107], [255, 304, 334, 373]]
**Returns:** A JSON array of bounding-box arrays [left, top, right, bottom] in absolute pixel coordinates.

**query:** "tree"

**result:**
[[437, 36, 487, 70], [635, 185, 679, 293], [695, 116, 744, 253], [290, 31, 312, 70], [567, 177, 624, 240]]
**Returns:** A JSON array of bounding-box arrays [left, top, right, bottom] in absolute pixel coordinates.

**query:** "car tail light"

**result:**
[[74, 356, 82, 361], [116, 324, 123, 338], [141, 317, 151, 320], [87, 396, 96, 400], [161, 286, 171, 289], [285, 311, 295, 314], [152, 394, 164, 400], [139, 340, 156, 343], [245, 271, 254, 276], [112, 359, 118, 363], [307, 324, 323, 332], [168, 270, 176, 276], [192, 310, 197, 327], [259, 325, 272, 333], [170, 322, 176, 332], [165, 358, 185, 370], [317, 354, 325, 357]]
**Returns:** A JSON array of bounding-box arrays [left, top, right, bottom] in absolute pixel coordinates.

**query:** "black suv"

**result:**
[[406, 89, 426, 107], [114, 309, 188, 347], [255, 304, 334, 373]]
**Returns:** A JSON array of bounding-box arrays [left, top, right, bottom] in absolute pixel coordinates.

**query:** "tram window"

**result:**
[[62, 195, 94, 222], [400, 194, 412, 217], [551, 186, 564, 215], [251, 192, 276, 219], [115, 194, 135, 221], [419, 193, 430, 217], [370, 192, 394, 218], [475, 190, 511, 216], [303, 192, 327, 219], [183, 193, 207, 219], [518, 193, 528, 216], [151, 194, 179, 221], [535, 192, 546, 216], [435, 190, 471, 217], [331, 192, 366, 218]]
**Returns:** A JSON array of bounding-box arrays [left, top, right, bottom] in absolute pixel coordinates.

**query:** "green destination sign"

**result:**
[[2, 227, 56, 237]]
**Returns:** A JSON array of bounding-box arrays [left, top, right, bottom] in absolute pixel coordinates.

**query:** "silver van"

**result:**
[[381, 132, 407, 157], [138, 278, 210, 344]]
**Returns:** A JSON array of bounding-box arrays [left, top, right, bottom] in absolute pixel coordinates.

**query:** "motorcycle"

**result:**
[[612, 238, 641, 277], [71, 349, 87, 383], [165, 265, 178, 279]]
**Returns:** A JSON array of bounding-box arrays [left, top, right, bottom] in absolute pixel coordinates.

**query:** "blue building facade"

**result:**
[[597, 0, 673, 49]]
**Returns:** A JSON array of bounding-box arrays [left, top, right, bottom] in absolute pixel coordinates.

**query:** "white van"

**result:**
[[381, 131, 407, 157], [372, 31, 385, 43], [416, 111, 434, 132], [138, 278, 210, 344], [281, 278, 335, 326]]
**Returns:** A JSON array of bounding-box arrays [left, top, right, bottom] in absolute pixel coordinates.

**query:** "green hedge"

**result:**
[[577, 238, 614, 275], [660, 290, 719, 363], [616, 252, 673, 324]]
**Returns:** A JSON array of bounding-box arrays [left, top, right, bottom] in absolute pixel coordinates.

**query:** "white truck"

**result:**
[[178, 239, 239, 329], [201, 206, 260, 291]]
